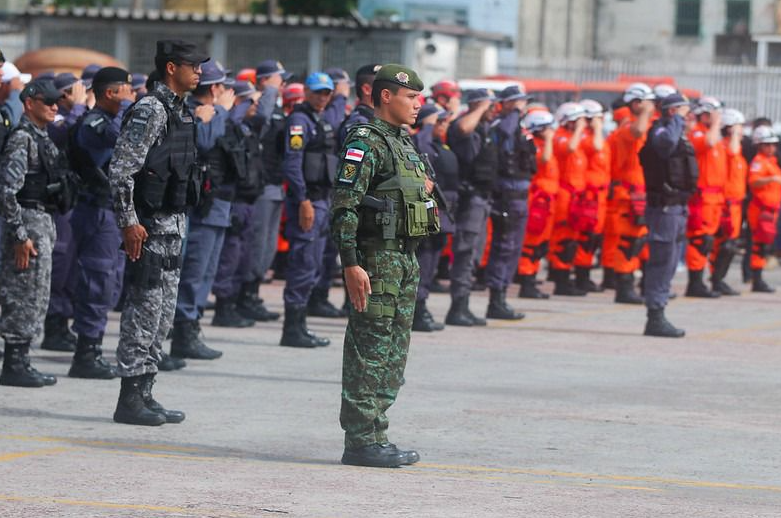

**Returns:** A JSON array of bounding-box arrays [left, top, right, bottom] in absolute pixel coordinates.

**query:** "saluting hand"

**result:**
[[194, 104, 215, 123], [122, 224, 148, 262], [14, 239, 37, 271], [216, 89, 236, 111], [345, 265, 372, 312]]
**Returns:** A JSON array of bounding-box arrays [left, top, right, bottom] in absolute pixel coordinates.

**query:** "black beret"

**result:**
[[156, 39, 209, 64]]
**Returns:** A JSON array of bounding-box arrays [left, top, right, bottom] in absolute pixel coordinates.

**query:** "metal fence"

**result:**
[[502, 57, 781, 123]]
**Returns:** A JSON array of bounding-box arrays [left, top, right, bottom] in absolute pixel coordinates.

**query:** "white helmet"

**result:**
[[622, 82, 655, 103], [693, 96, 723, 115], [752, 125, 779, 144], [555, 102, 586, 124], [653, 84, 677, 100], [523, 110, 555, 133], [721, 108, 745, 128], [579, 99, 604, 118]]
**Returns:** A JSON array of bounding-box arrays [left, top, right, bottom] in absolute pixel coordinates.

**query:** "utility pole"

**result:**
[[267, 0, 277, 16]]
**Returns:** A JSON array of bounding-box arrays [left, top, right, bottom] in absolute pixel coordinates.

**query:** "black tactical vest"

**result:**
[[464, 122, 499, 193], [260, 106, 285, 185], [431, 140, 460, 193], [0, 110, 11, 151], [237, 122, 264, 201], [295, 103, 338, 197], [201, 117, 249, 201], [69, 110, 112, 202], [133, 91, 199, 214], [496, 129, 537, 181], [640, 119, 699, 203], [16, 126, 73, 212]]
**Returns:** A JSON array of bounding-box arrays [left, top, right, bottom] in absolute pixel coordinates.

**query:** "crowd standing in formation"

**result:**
[[0, 40, 779, 468]]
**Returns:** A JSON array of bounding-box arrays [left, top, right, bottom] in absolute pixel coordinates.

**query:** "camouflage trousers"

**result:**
[[0, 208, 55, 344], [340, 249, 419, 449], [116, 233, 182, 377]]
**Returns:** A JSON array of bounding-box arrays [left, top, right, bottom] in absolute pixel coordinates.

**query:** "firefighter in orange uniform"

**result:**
[[685, 97, 727, 298], [601, 104, 631, 290], [518, 108, 558, 299], [549, 103, 589, 296], [574, 99, 611, 292], [709, 108, 747, 296], [603, 83, 655, 304], [746, 126, 781, 293]]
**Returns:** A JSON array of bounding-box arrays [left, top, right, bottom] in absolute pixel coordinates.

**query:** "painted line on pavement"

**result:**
[[0, 447, 71, 462]]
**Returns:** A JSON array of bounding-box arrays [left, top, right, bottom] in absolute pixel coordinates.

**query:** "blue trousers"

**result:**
[[47, 211, 78, 318], [212, 201, 255, 299], [283, 198, 330, 307], [450, 193, 490, 299], [416, 233, 447, 302], [486, 190, 528, 291], [175, 221, 227, 322], [70, 202, 125, 340], [644, 205, 687, 310]]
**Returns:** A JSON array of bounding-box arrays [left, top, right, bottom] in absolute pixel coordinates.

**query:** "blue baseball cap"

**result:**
[[325, 67, 353, 86], [466, 88, 495, 104], [80, 63, 101, 89], [198, 59, 227, 86], [54, 72, 80, 91], [256, 59, 293, 81], [498, 84, 530, 102], [414, 103, 446, 126], [131, 73, 147, 90], [305, 72, 334, 92], [233, 80, 256, 98]]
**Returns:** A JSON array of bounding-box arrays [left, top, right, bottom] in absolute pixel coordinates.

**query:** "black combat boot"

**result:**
[[40, 314, 76, 352], [379, 442, 421, 465], [212, 297, 255, 328], [575, 267, 602, 292], [518, 274, 549, 299], [279, 306, 321, 348], [68, 335, 116, 379], [751, 269, 776, 293], [643, 308, 685, 338], [0, 342, 57, 387], [113, 376, 166, 426], [157, 351, 186, 371], [236, 280, 280, 321], [685, 269, 720, 298], [601, 267, 617, 290], [341, 443, 405, 468], [170, 320, 223, 360], [298, 309, 330, 346], [139, 373, 185, 423], [552, 269, 586, 296], [614, 273, 644, 304], [412, 300, 445, 332], [486, 289, 525, 320], [307, 288, 347, 318], [430, 279, 448, 293], [445, 296, 486, 326]]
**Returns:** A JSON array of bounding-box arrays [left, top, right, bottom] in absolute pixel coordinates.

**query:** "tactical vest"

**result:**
[[355, 124, 440, 248], [296, 104, 338, 196], [133, 91, 200, 214], [15, 125, 74, 213], [260, 107, 285, 185], [69, 110, 112, 203], [237, 122, 264, 201], [639, 120, 699, 205], [464, 122, 499, 193], [431, 140, 460, 193], [201, 117, 249, 201], [496, 129, 536, 181], [0, 110, 11, 151]]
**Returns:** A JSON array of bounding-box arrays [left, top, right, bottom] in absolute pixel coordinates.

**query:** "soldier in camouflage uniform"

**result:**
[[109, 40, 207, 426], [331, 64, 438, 468], [0, 79, 65, 388]]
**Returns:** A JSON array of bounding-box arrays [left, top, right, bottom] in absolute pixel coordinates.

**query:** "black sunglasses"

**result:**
[[32, 97, 58, 107]]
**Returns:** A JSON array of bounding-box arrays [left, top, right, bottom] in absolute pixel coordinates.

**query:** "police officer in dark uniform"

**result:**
[[338, 64, 381, 146], [412, 103, 458, 331], [445, 88, 496, 327], [68, 66, 135, 379], [279, 72, 338, 348], [639, 93, 698, 338], [109, 39, 207, 425], [485, 85, 533, 320]]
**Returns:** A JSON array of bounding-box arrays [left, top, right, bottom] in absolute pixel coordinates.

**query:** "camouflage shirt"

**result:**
[[0, 116, 59, 242], [108, 82, 187, 236], [331, 117, 412, 267]]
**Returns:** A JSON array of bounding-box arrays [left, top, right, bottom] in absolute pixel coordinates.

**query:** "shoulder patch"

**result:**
[[290, 125, 304, 136], [289, 134, 303, 150], [126, 104, 154, 145], [338, 140, 370, 185], [356, 127, 370, 137]]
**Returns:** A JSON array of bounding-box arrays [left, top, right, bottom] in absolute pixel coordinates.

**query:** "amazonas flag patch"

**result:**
[[345, 148, 365, 162]]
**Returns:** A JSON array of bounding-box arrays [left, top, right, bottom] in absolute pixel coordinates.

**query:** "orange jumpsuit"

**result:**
[[602, 119, 649, 275], [548, 127, 587, 271], [574, 129, 611, 269], [686, 123, 728, 271], [710, 138, 747, 268], [747, 153, 781, 270], [519, 135, 560, 276]]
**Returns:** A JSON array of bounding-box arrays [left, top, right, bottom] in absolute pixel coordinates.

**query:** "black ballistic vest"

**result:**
[[431, 140, 460, 193], [296, 104, 338, 198], [69, 110, 112, 202], [496, 129, 537, 181], [16, 126, 73, 212], [260, 107, 286, 185], [640, 119, 699, 204]]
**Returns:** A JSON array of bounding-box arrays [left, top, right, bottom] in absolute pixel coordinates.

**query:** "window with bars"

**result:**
[[725, 0, 750, 34], [675, 0, 701, 37]]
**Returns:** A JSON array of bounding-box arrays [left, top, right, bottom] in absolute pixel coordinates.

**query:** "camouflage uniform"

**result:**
[[331, 117, 437, 449], [109, 83, 188, 378], [0, 117, 58, 344]]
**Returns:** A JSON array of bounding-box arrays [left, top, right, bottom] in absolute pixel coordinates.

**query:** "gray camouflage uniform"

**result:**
[[109, 83, 187, 377], [0, 116, 58, 344]]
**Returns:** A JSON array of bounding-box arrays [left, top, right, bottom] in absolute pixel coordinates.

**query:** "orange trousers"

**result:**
[[519, 207, 555, 276], [601, 199, 647, 274], [548, 190, 579, 270], [574, 187, 609, 268], [686, 201, 722, 271], [710, 201, 742, 271], [748, 202, 779, 270]]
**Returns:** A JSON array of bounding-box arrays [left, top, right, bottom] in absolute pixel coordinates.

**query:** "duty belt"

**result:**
[[357, 237, 419, 254], [18, 200, 55, 213], [647, 191, 688, 207]]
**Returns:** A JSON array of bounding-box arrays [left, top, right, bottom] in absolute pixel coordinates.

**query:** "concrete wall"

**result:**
[[517, 0, 596, 59]]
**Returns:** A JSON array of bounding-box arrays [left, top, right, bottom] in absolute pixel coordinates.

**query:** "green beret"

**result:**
[[375, 64, 424, 92]]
